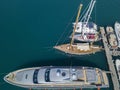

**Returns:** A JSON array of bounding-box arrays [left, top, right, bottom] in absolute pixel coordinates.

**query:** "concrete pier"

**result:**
[[100, 27, 120, 90]]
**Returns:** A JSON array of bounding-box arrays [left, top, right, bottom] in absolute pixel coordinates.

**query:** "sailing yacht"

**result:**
[[54, 0, 102, 55]]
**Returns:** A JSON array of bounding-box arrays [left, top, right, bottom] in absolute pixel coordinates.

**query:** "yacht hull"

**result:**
[[114, 22, 120, 48], [115, 59, 120, 80], [73, 34, 100, 42], [54, 44, 102, 55], [4, 66, 109, 89]]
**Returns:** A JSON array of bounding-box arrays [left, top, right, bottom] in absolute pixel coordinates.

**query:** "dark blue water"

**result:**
[[0, 0, 120, 90]]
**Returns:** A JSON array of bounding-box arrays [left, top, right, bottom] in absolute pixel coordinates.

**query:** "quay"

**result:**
[[100, 27, 120, 90]]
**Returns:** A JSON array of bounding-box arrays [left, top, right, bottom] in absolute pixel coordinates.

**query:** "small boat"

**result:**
[[71, 0, 100, 42], [115, 59, 120, 80], [54, 0, 102, 55], [73, 22, 100, 42], [4, 66, 109, 89], [114, 22, 120, 48], [106, 26, 114, 34], [106, 26, 118, 48]]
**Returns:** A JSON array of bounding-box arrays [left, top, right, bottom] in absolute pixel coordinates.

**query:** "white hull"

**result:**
[[115, 59, 120, 80], [73, 34, 100, 42], [4, 66, 109, 89], [114, 22, 120, 48]]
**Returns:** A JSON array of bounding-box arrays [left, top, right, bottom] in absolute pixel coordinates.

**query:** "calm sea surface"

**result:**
[[0, 0, 120, 90]]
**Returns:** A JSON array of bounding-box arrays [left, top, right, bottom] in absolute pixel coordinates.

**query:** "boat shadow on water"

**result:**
[[16, 56, 105, 71]]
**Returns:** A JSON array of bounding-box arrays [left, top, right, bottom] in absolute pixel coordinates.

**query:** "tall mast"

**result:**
[[70, 4, 83, 48]]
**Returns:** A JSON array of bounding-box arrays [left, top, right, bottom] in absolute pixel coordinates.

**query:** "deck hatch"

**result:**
[[86, 69, 97, 83]]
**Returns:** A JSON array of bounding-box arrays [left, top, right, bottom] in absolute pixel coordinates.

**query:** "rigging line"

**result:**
[[94, 0, 97, 23], [55, 23, 70, 46], [79, 1, 91, 21], [83, 0, 94, 23], [55, 5, 80, 46], [86, 0, 96, 24], [61, 29, 73, 44]]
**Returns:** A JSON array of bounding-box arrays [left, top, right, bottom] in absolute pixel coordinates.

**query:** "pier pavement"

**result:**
[[100, 27, 120, 90]]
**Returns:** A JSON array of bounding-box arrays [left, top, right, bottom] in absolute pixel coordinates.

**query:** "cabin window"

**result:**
[[45, 68, 50, 82], [33, 69, 39, 84]]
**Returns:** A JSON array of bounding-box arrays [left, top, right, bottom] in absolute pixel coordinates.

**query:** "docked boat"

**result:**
[[54, 0, 102, 55], [72, 0, 100, 42], [114, 22, 120, 48], [106, 27, 118, 48], [115, 59, 120, 80], [108, 34, 118, 48], [73, 22, 100, 42], [106, 26, 114, 34], [4, 66, 109, 89]]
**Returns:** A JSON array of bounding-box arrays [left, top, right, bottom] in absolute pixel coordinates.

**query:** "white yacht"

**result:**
[[73, 22, 99, 42], [70, 0, 100, 42], [106, 26, 118, 48], [4, 66, 109, 89], [115, 59, 120, 80], [114, 22, 120, 48]]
